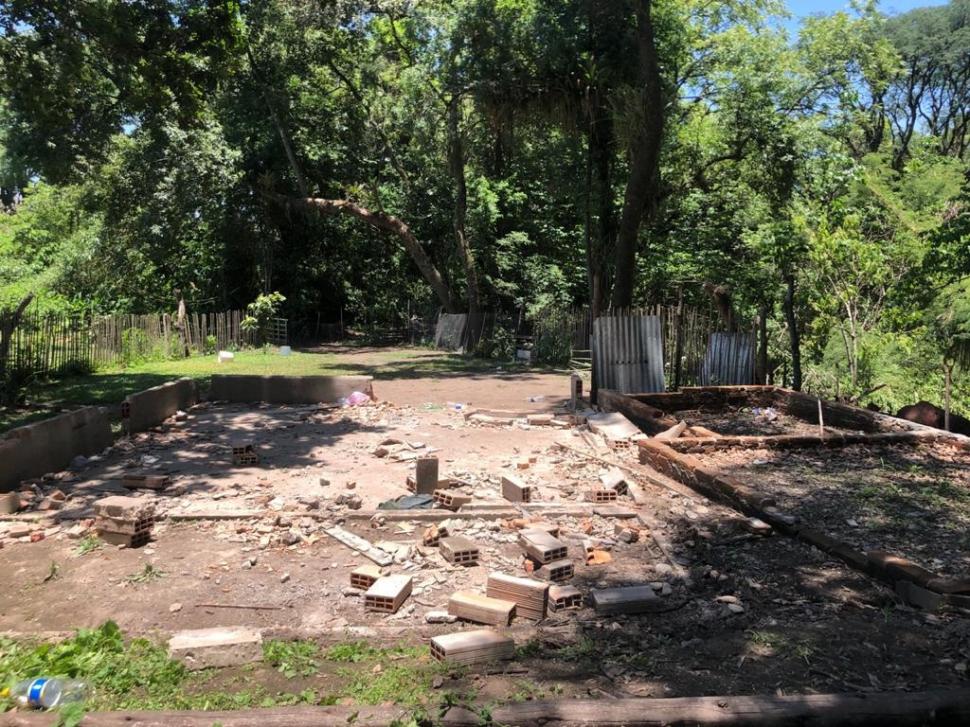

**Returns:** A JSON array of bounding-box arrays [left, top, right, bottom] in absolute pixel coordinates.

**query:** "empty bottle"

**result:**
[[11, 678, 88, 709]]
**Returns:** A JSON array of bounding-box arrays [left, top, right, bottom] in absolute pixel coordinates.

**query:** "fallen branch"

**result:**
[[195, 603, 283, 611]]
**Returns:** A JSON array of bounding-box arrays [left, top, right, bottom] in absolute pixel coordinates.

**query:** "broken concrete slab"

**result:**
[[586, 411, 643, 443], [168, 627, 263, 670]]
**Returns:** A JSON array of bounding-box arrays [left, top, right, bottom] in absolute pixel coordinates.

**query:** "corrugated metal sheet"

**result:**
[[699, 332, 755, 385], [434, 313, 467, 351], [592, 314, 665, 393]]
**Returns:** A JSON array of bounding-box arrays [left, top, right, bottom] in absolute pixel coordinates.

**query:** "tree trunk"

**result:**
[[588, 95, 616, 317], [448, 97, 484, 351], [283, 196, 460, 313], [0, 293, 34, 406], [756, 303, 769, 385], [783, 273, 802, 391], [944, 360, 953, 432], [611, 0, 664, 309]]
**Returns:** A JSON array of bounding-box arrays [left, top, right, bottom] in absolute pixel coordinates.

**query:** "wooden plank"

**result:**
[[448, 591, 516, 626], [442, 690, 970, 727]]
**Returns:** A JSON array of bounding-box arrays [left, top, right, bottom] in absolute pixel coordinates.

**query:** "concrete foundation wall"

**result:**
[[209, 375, 374, 405], [0, 407, 112, 492], [124, 378, 198, 433]]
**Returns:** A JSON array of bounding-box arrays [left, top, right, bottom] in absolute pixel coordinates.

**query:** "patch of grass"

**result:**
[[336, 661, 449, 707], [508, 679, 548, 702], [555, 637, 598, 663], [324, 641, 427, 663], [74, 536, 102, 556], [126, 564, 164, 584], [263, 640, 320, 678]]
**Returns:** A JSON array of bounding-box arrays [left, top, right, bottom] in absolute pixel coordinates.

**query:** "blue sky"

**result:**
[[785, 0, 949, 33]]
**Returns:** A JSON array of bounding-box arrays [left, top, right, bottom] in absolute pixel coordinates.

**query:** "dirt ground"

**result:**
[[702, 441, 970, 579], [673, 406, 855, 437], [2, 352, 969, 702]]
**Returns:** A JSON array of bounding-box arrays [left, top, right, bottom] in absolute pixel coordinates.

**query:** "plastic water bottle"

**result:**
[[11, 678, 88, 709]]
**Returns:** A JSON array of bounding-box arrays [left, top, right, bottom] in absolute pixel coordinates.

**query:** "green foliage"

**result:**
[[263, 640, 319, 678], [241, 292, 286, 345]]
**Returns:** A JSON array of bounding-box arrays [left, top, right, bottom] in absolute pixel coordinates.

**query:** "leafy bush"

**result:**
[[241, 291, 285, 346], [120, 328, 151, 366]]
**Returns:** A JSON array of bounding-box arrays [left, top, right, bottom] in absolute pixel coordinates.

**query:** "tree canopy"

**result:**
[[0, 0, 968, 414]]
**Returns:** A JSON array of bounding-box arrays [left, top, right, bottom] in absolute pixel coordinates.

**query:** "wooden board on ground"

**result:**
[[591, 585, 658, 615], [486, 573, 548, 620], [430, 629, 515, 666], [448, 591, 516, 626]]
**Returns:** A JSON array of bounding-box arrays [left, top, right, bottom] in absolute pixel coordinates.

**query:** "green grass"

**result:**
[[0, 624, 470, 719], [1, 346, 548, 433]]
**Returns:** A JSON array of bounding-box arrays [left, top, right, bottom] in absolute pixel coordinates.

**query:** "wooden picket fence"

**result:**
[[0, 306, 287, 382]]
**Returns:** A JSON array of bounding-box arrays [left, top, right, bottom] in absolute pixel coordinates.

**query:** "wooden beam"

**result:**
[[442, 690, 970, 726]]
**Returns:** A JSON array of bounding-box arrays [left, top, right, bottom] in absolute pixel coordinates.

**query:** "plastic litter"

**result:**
[[11, 678, 88, 709], [217, 350, 235, 363], [279, 345, 292, 356], [341, 391, 371, 407], [378, 494, 435, 510]]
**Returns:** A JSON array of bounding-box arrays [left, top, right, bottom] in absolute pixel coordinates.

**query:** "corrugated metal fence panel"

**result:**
[[699, 332, 755, 385], [434, 313, 468, 351], [593, 314, 665, 393]]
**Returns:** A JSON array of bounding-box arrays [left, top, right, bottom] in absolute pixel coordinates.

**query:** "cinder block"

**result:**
[[440, 536, 479, 566], [430, 629, 515, 665], [486, 573, 548, 620], [231, 443, 260, 466], [448, 591, 516, 626], [535, 558, 574, 583], [93, 496, 154, 520], [518, 529, 567, 564], [168, 627, 263, 670], [364, 574, 413, 613], [586, 488, 618, 503], [433, 489, 471, 511], [350, 564, 383, 590], [122, 474, 170, 490], [501, 474, 532, 503], [414, 456, 439, 495], [548, 584, 583, 611]]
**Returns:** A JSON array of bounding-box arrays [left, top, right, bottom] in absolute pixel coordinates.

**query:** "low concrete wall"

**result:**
[[124, 378, 198, 433], [209, 375, 374, 405], [0, 407, 112, 492]]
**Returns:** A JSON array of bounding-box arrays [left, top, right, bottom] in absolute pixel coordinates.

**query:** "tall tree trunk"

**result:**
[[944, 360, 953, 432], [588, 97, 615, 317], [756, 303, 769, 385], [611, 0, 664, 309], [783, 272, 802, 391], [448, 97, 484, 351]]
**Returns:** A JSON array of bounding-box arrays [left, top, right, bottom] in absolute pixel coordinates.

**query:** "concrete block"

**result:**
[[440, 536, 479, 566], [414, 457, 439, 495], [124, 378, 197, 434], [501, 474, 532, 503], [486, 573, 548, 620], [548, 584, 583, 611], [209, 375, 374, 405], [1, 407, 112, 492], [430, 629, 515, 665], [433, 490, 471, 511], [364, 575, 413, 613], [518, 529, 567, 564], [94, 496, 154, 519], [350, 564, 383, 590], [169, 627, 263, 670], [591, 585, 659, 615], [448, 591, 516, 626], [534, 558, 574, 582]]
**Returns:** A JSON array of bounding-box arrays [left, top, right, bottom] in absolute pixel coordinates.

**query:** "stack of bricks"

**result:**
[[94, 496, 155, 547]]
